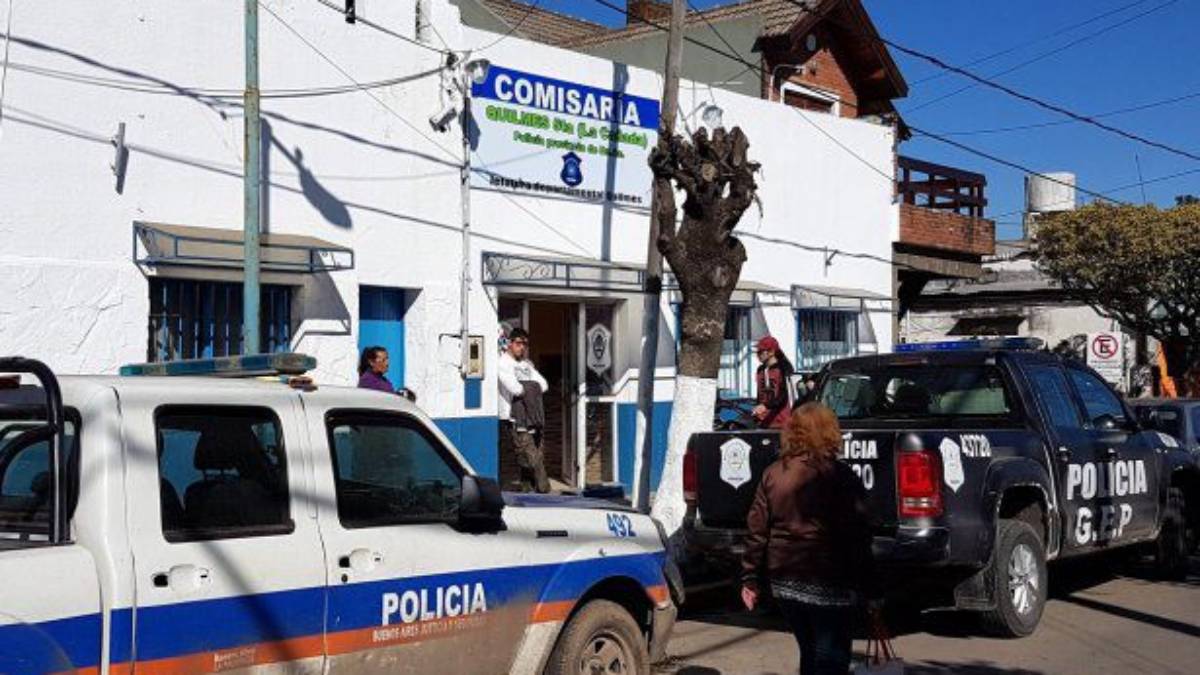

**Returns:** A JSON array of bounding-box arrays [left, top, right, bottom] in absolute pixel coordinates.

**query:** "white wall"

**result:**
[[0, 1, 897, 425]]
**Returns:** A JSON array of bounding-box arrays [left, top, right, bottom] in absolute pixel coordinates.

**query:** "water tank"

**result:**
[[1025, 172, 1076, 214]]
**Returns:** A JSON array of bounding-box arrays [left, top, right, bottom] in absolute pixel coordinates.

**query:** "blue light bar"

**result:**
[[120, 353, 317, 377], [895, 338, 1044, 353]]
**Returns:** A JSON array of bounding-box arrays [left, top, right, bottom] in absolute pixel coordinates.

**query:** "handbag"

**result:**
[[853, 611, 905, 675]]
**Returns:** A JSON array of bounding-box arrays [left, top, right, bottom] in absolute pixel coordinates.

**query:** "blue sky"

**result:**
[[528, 0, 1200, 239]]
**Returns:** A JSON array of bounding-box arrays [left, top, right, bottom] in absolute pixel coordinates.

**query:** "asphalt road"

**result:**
[[657, 555, 1200, 674]]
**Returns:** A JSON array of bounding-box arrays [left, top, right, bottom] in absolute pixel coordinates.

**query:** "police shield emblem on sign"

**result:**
[[720, 438, 752, 489], [560, 151, 583, 186]]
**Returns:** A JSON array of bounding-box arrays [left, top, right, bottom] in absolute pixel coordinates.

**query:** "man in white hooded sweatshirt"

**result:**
[[498, 327, 551, 492]]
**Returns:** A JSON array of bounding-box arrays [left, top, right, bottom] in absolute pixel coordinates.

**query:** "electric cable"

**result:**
[[265, 1, 596, 257], [906, 0, 1179, 113], [911, 0, 1151, 85], [773, 0, 1200, 164], [311, 0, 450, 55]]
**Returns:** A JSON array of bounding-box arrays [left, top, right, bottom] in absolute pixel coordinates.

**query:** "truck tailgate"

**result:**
[[691, 429, 899, 529]]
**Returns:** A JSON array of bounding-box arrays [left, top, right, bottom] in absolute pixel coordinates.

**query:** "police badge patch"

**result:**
[[560, 151, 583, 187], [720, 437, 752, 490]]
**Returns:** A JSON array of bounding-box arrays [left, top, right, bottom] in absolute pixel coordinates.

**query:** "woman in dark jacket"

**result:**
[[741, 402, 879, 675], [753, 336, 795, 429]]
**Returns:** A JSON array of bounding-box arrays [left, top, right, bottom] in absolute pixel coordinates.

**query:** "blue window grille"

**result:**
[[796, 309, 859, 371], [148, 278, 293, 362], [719, 307, 754, 399]]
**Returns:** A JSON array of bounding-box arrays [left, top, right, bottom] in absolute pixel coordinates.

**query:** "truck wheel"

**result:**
[[980, 520, 1047, 638], [1152, 487, 1189, 581], [544, 599, 649, 675]]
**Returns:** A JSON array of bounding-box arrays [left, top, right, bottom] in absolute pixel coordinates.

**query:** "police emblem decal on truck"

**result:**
[[719, 438, 752, 489], [939, 437, 967, 492]]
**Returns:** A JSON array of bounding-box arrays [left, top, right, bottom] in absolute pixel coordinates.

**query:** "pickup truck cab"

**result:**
[[683, 341, 1199, 637], [0, 356, 679, 674]]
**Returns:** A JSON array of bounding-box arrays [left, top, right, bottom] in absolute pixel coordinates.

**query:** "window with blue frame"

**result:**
[[148, 278, 292, 362], [796, 309, 859, 370], [719, 307, 754, 399]]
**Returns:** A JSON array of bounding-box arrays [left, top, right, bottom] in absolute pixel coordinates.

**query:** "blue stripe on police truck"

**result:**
[[0, 551, 665, 669]]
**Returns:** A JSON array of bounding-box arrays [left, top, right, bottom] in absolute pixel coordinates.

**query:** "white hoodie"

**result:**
[[497, 351, 548, 422]]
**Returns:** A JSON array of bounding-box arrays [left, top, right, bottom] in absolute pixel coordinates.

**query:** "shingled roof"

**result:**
[[472, 0, 609, 47], [470, 0, 906, 99]]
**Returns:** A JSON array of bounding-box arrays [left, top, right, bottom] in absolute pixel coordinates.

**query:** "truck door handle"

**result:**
[[1103, 447, 1118, 459], [154, 564, 211, 592], [340, 548, 384, 572]]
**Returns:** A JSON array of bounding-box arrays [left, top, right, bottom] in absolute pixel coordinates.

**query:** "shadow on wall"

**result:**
[[271, 137, 353, 229], [292, 272, 351, 345]]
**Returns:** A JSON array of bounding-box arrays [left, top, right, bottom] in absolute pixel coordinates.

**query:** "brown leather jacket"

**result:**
[[741, 456, 878, 597]]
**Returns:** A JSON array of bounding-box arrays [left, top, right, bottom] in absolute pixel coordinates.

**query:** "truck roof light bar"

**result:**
[[895, 338, 1044, 353], [119, 353, 317, 378]]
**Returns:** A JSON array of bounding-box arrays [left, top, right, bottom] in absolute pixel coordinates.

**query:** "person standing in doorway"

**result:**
[[741, 402, 880, 675], [498, 327, 551, 493], [753, 336, 795, 429], [357, 346, 395, 393]]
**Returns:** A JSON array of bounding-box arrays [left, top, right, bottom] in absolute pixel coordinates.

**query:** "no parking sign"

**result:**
[[1087, 332, 1125, 386]]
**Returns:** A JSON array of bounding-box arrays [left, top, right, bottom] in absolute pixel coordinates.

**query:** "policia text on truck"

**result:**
[[682, 340, 1199, 637]]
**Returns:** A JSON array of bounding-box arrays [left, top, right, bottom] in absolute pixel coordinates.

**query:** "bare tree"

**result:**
[[649, 127, 759, 539]]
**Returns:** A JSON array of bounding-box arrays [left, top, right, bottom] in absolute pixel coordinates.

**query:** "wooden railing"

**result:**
[[897, 155, 987, 218]]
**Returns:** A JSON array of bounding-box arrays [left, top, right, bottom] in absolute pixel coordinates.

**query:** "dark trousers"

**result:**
[[510, 426, 550, 493], [775, 599, 854, 675]]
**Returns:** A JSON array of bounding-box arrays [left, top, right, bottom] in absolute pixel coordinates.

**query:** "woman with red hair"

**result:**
[[741, 402, 879, 674]]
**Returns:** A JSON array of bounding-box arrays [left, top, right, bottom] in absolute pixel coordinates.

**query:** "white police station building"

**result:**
[[0, 1, 896, 493]]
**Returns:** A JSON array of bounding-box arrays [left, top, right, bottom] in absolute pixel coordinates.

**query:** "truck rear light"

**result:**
[[897, 450, 943, 518], [683, 445, 698, 505]]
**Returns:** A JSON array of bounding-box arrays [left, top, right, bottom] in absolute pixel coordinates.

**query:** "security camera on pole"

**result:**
[[431, 53, 491, 376]]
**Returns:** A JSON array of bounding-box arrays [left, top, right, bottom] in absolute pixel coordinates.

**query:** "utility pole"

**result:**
[[633, 0, 687, 513], [242, 0, 262, 355]]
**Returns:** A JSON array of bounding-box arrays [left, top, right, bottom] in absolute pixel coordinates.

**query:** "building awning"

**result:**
[[481, 251, 790, 306], [667, 277, 790, 307], [134, 221, 354, 274], [792, 284, 892, 311], [482, 252, 645, 291]]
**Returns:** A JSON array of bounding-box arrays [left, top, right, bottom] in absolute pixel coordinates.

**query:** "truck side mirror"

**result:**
[[459, 474, 504, 528], [1094, 414, 1122, 431]]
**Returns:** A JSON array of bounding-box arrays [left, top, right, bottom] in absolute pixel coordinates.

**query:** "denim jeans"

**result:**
[[775, 598, 855, 675]]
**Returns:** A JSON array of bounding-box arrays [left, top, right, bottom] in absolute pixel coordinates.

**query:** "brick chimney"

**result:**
[[627, 0, 673, 25]]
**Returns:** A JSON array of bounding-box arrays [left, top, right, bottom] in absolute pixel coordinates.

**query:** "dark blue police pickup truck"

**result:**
[[682, 340, 1200, 637]]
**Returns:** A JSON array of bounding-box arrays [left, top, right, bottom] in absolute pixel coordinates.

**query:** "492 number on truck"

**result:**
[[683, 343, 1199, 637]]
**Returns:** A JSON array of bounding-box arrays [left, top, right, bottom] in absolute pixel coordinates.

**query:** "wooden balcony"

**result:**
[[897, 156, 995, 258]]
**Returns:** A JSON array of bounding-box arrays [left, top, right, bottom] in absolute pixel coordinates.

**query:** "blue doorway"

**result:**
[[359, 286, 406, 387]]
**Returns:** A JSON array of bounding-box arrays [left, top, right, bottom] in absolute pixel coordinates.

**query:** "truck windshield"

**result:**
[[820, 365, 1014, 420]]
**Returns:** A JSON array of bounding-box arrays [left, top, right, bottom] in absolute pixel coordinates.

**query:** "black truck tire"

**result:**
[[1152, 487, 1190, 581], [979, 519, 1047, 638], [544, 599, 650, 675]]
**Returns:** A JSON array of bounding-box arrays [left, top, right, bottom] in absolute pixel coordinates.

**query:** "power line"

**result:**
[[773, 0, 1200, 164], [906, 0, 1179, 113], [591, 0, 894, 182], [940, 90, 1200, 137], [266, 2, 595, 257], [473, 0, 544, 52], [310, 0, 449, 55], [910, 0, 1151, 85], [4, 59, 443, 100]]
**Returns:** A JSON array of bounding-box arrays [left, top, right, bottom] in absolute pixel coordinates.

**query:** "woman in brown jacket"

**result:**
[[741, 402, 879, 675]]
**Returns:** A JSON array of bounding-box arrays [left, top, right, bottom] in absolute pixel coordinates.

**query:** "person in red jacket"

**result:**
[[753, 336, 795, 429]]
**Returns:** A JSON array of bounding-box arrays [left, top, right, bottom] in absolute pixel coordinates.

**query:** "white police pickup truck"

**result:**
[[0, 355, 679, 674]]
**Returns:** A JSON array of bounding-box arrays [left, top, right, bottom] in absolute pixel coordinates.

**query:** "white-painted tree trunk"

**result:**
[[650, 374, 717, 552]]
